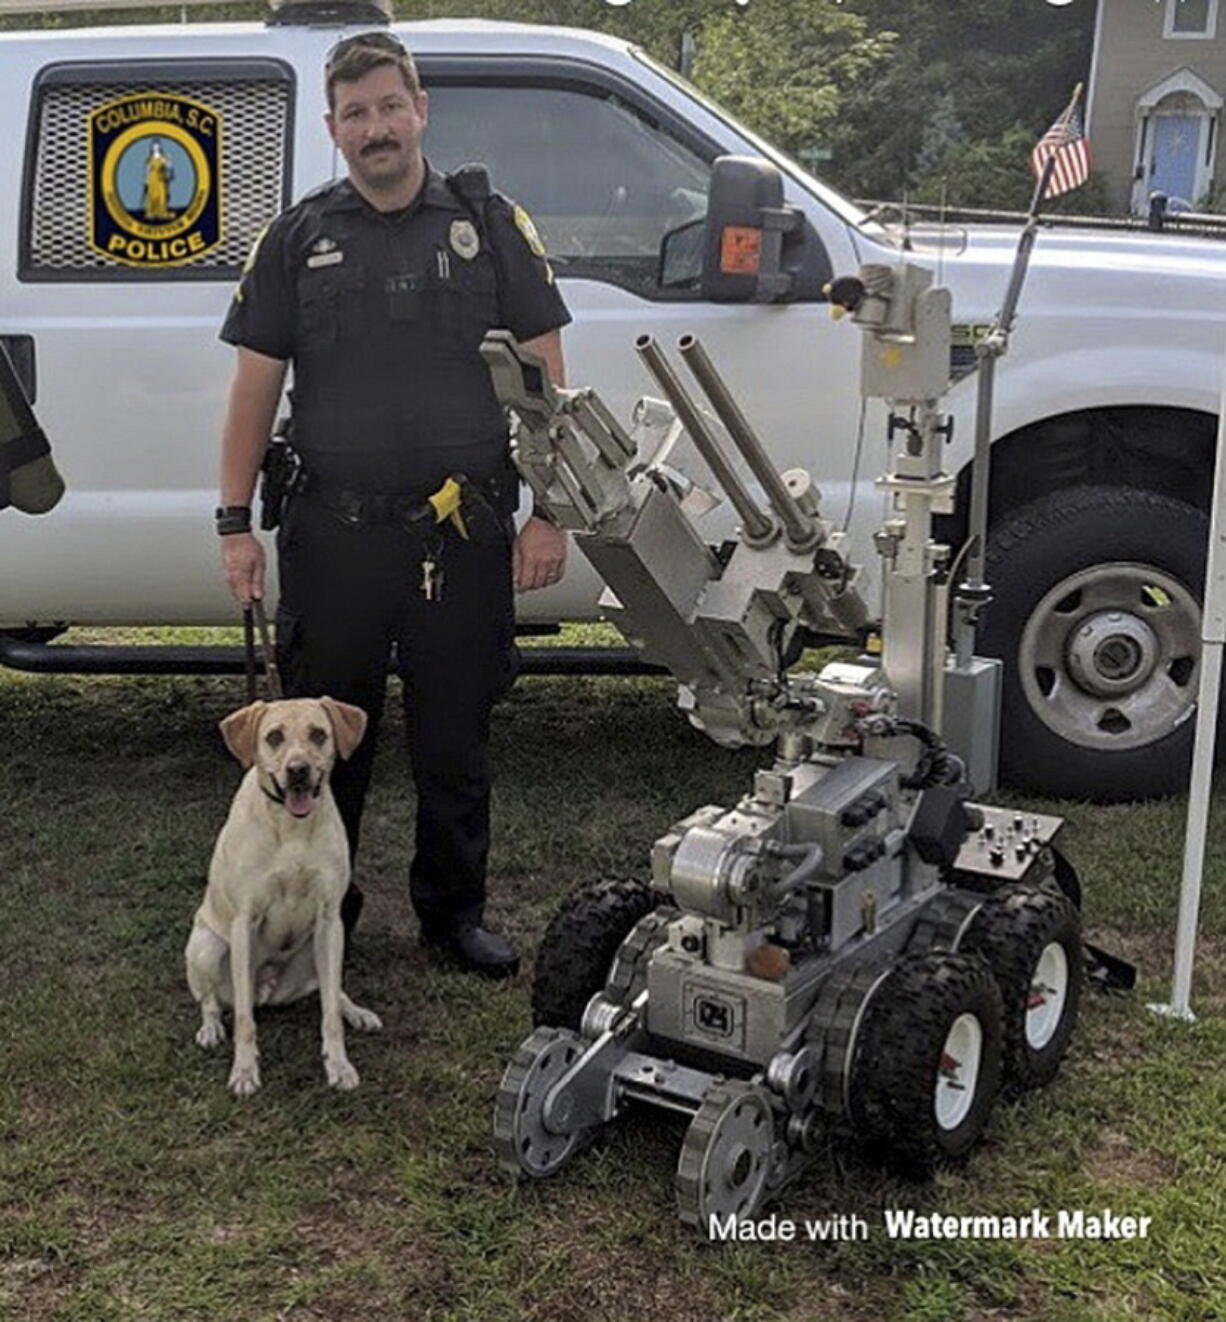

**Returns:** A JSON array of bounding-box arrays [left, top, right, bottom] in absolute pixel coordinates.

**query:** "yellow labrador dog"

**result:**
[[186, 696, 381, 1096]]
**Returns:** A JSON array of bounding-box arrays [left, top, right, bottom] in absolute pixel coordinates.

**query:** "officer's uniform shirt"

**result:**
[[221, 164, 571, 494]]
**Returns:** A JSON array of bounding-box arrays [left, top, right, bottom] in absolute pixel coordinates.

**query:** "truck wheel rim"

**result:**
[[1025, 942, 1069, 1050], [934, 1013, 983, 1131], [1019, 564, 1200, 752]]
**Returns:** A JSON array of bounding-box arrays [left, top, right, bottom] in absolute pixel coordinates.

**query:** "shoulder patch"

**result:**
[[243, 223, 269, 274], [513, 205, 548, 259], [232, 222, 269, 302]]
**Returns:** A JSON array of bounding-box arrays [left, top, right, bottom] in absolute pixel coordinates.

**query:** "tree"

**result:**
[[690, 0, 894, 159], [830, 0, 1095, 205], [402, 0, 894, 179], [912, 124, 1042, 210], [915, 92, 965, 181]]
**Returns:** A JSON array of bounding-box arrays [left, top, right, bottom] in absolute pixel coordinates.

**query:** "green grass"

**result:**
[[1, 629, 1223, 1321]]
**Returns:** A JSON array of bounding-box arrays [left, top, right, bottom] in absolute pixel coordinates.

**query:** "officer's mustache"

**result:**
[[361, 137, 400, 156]]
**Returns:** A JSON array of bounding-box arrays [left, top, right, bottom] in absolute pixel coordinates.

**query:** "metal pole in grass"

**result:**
[[1149, 340, 1226, 1023]]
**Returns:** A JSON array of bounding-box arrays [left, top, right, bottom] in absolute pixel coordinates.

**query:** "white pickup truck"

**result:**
[[2, 3, 1224, 803]]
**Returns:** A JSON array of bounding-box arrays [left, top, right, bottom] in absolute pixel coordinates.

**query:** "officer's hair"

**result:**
[[325, 41, 421, 110]]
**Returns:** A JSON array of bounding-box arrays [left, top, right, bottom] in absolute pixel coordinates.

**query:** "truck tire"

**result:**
[[961, 882, 1082, 1095], [979, 486, 1207, 801], [848, 950, 1003, 1170], [531, 877, 672, 1031]]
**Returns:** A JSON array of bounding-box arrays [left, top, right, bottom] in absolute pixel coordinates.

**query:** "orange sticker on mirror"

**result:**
[[720, 226, 762, 275]]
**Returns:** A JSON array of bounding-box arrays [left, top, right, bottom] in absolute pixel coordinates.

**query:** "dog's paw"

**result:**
[[228, 1059, 261, 1097], [342, 1001, 382, 1033], [324, 1055, 360, 1091], [195, 1019, 226, 1049]]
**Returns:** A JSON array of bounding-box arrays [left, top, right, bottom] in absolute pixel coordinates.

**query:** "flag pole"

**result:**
[[1149, 340, 1226, 1023], [953, 84, 1083, 674]]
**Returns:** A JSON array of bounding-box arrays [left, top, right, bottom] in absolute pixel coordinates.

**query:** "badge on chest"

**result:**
[[450, 219, 480, 260]]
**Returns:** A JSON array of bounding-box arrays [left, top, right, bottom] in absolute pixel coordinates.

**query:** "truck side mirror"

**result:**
[[700, 156, 801, 303]]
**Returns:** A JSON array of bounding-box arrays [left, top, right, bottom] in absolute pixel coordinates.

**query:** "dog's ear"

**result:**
[[319, 696, 368, 761], [219, 702, 266, 768]]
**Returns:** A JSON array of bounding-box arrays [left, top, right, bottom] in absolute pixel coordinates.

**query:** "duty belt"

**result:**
[[300, 472, 508, 543]]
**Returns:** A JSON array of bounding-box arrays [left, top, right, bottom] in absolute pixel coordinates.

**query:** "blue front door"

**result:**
[[1151, 114, 1200, 204]]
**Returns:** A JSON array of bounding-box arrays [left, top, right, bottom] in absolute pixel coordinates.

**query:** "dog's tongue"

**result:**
[[286, 786, 315, 818]]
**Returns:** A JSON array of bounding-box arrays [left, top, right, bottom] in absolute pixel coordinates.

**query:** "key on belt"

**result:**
[[420, 536, 445, 603]]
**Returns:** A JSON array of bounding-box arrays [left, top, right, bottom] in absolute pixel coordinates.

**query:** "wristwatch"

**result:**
[[215, 504, 252, 535]]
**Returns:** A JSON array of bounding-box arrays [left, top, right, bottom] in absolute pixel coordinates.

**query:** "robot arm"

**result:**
[[481, 329, 639, 532], [481, 330, 873, 748]]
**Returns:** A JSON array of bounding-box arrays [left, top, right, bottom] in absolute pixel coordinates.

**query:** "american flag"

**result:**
[[1031, 102, 1092, 198]]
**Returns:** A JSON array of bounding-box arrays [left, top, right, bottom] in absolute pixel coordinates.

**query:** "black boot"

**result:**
[[422, 922, 519, 979]]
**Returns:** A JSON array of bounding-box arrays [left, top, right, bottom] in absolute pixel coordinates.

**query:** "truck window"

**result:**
[[424, 83, 711, 300], [21, 59, 294, 283]]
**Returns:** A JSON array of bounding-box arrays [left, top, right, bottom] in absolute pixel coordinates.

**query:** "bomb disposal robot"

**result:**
[[485, 259, 1085, 1236]]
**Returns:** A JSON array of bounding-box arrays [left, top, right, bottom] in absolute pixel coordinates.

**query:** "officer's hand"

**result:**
[[513, 516, 567, 593], [221, 532, 266, 605]]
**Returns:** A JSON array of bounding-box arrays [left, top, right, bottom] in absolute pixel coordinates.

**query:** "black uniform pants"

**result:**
[[275, 494, 517, 934]]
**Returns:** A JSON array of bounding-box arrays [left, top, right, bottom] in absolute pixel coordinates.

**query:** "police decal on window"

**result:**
[[88, 92, 223, 268]]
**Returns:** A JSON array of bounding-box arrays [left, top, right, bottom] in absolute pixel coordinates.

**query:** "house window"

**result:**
[[1165, 0, 1218, 39]]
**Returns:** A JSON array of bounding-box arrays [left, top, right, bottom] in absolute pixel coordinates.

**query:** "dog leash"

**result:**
[[242, 599, 283, 702]]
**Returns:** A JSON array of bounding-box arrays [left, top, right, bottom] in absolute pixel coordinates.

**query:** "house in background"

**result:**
[[1087, 0, 1226, 213]]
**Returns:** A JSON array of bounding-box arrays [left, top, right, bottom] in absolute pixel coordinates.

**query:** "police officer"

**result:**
[[216, 33, 571, 977]]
